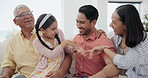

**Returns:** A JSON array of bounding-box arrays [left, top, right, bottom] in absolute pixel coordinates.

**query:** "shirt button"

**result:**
[[80, 66, 83, 69]]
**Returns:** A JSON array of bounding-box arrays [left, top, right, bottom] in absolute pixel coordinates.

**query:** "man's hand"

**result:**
[[89, 46, 109, 59], [0, 67, 15, 78], [0, 76, 9, 78], [89, 71, 106, 78]]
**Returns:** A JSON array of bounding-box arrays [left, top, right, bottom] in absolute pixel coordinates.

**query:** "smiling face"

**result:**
[[41, 21, 58, 39], [13, 7, 34, 31], [110, 11, 126, 35], [76, 12, 96, 37]]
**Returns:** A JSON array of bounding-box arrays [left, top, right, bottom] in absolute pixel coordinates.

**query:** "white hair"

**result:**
[[13, 4, 30, 17]]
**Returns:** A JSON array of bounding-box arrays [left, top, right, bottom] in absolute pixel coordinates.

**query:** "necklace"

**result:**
[[119, 47, 129, 55], [122, 49, 125, 55]]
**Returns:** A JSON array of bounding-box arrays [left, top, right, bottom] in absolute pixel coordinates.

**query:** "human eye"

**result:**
[[15, 12, 26, 18], [112, 21, 116, 25], [19, 13, 26, 17], [16, 11, 33, 18], [28, 11, 33, 14], [52, 27, 57, 30], [76, 20, 78, 23], [79, 21, 85, 24]]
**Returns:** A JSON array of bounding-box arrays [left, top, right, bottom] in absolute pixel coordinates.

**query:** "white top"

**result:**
[[112, 32, 148, 78]]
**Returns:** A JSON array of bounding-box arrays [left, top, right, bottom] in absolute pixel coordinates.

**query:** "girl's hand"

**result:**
[[61, 40, 76, 49], [65, 45, 77, 53], [89, 46, 109, 59]]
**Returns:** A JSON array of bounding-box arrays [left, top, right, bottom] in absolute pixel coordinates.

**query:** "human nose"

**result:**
[[76, 22, 81, 28], [110, 23, 113, 27], [55, 29, 58, 33]]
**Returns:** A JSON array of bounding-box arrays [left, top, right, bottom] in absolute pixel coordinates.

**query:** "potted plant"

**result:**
[[143, 14, 148, 32]]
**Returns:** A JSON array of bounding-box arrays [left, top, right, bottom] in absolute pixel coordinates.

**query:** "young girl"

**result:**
[[30, 13, 76, 78]]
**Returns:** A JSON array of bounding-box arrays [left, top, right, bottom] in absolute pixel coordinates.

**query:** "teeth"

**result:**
[[25, 20, 31, 23]]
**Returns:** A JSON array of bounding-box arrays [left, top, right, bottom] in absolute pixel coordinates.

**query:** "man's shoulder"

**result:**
[[73, 34, 82, 41], [97, 34, 115, 46], [98, 34, 112, 41]]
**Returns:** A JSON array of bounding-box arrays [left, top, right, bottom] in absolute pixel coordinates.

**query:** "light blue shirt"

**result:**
[[111, 32, 148, 78]]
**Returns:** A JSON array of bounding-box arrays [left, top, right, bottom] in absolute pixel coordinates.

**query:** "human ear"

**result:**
[[40, 28, 45, 33], [91, 20, 97, 27], [123, 24, 126, 30], [13, 18, 18, 26]]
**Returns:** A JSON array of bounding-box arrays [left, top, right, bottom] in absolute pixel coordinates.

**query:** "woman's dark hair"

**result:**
[[116, 5, 146, 48], [35, 14, 61, 50], [79, 5, 99, 22]]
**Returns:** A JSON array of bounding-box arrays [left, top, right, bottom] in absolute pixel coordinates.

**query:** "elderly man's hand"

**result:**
[[0, 76, 9, 78]]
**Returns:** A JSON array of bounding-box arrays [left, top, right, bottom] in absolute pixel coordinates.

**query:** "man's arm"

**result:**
[[89, 57, 119, 78], [46, 53, 73, 78], [0, 67, 15, 78]]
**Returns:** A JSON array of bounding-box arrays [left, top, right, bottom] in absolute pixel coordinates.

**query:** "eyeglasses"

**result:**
[[15, 11, 33, 18]]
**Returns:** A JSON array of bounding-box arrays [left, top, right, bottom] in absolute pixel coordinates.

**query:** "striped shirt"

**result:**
[[112, 32, 148, 78]]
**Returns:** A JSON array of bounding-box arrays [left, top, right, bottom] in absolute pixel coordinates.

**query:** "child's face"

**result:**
[[42, 21, 58, 39]]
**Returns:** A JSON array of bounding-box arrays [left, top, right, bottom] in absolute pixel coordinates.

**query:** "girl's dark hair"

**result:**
[[35, 14, 61, 50], [79, 5, 99, 22], [116, 5, 146, 48]]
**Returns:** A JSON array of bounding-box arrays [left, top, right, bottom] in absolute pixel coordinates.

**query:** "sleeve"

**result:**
[[99, 35, 116, 59], [33, 38, 64, 59], [111, 35, 117, 48], [1, 39, 16, 69], [113, 48, 140, 69], [57, 29, 65, 42], [111, 35, 117, 44]]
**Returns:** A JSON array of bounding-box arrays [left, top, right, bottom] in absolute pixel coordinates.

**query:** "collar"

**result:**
[[81, 30, 101, 40], [19, 28, 36, 38]]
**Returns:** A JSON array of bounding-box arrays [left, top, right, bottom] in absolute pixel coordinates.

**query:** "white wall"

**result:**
[[141, 0, 148, 20]]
